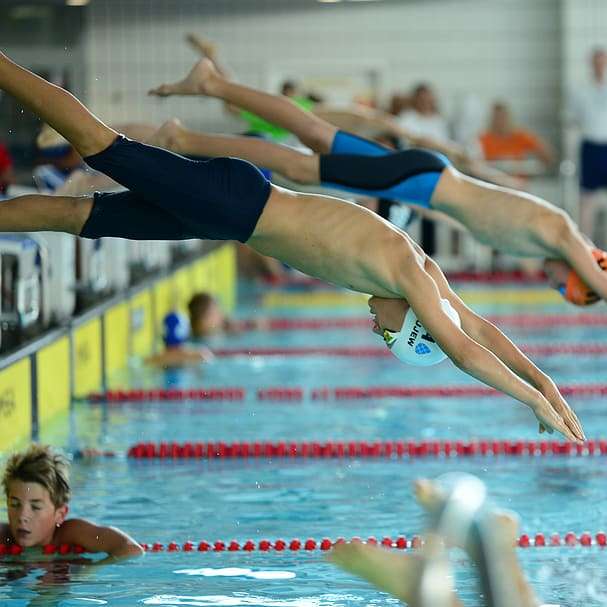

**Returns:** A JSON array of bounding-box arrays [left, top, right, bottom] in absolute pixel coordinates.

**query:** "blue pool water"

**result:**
[[2, 283, 607, 606]]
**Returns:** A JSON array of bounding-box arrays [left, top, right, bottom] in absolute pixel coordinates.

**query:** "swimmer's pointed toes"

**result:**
[[413, 478, 445, 512]]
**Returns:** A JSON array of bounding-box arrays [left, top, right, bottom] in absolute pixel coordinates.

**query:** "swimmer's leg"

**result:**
[[0, 191, 193, 240], [149, 119, 320, 184], [329, 535, 460, 607], [0, 52, 117, 158], [415, 477, 542, 607], [0, 194, 92, 235], [148, 59, 337, 153]]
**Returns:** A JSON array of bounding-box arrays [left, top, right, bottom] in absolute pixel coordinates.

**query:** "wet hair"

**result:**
[[2, 444, 71, 507], [188, 292, 216, 322]]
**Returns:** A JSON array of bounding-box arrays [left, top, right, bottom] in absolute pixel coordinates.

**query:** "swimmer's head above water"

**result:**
[[2, 445, 70, 547], [188, 292, 226, 338], [369, 296, 461, 366], [544, 248, 607, 306]]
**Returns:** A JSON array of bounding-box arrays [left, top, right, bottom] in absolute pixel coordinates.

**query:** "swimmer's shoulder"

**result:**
[[53, 518, 102, 547]]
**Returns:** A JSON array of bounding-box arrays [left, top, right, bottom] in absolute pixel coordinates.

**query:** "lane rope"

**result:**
[[123, 440, 607, 459], [240, 314, 607, 331], [211, 344, 607, 357], [2, 531, 604, 556], [88, 383, 607, 403], [263, 270, 546, 287]]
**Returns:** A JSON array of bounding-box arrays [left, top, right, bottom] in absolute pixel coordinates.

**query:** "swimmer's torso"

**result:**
[[249, 185, 423, 298]]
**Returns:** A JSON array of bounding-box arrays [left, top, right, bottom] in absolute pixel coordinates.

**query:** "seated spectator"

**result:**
[[395, 83, 450, 144], [479, 102, 554, 171], [394, 83, 451, 256], [0, 139, 15, 195]]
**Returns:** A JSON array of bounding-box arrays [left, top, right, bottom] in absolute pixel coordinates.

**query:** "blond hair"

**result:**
[[2, 444, 71, 507]]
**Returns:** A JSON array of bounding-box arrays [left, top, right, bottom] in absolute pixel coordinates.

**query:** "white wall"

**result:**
[[562, 0, 607, 93], [84, 0, 562, 144]]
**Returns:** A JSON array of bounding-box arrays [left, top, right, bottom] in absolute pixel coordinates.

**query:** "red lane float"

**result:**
[[239, 314, 607, 331], [263, 270, 546, 287], [126, 440, 607, 460], [6, 532, 605, 556], [89, 383, 607, 403], [213, 344, 607, 357]]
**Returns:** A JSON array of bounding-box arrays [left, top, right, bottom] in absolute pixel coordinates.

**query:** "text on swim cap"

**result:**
[[407, 319, 436, 347]]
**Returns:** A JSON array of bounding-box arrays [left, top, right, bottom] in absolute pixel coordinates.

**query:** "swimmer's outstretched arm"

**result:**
[[423, 256, 584, 440], [554, 220, 607, 302]]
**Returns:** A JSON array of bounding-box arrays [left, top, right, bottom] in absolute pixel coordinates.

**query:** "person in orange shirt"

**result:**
[[479, 102, 554, 170]]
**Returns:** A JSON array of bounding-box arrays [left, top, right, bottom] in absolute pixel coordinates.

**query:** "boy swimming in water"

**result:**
[[1, 444, 143, 558], [0, 51, 583, 442], [148, 58, 607, 307]]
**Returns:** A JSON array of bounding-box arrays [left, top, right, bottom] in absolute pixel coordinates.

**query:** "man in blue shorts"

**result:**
[[148, 58, 607, 308], [0, 52, 584, 442]]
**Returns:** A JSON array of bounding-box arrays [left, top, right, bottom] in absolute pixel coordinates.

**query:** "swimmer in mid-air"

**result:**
[[1, 445, 143, 558], [148, 58, 607, 307], [330, 474, 557, 607], [0, 52, 584, 441]]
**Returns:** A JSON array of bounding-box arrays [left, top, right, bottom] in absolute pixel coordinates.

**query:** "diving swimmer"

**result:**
[[148, 58, 607, 307], [0, 51, 584, 442]]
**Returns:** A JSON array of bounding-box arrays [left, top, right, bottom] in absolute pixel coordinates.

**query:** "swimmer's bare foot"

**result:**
[[148, 118, 186, 153], [185, 33, 217, 59], [414, 478, 447, 514], [148, 58, 221, 98], [415, 477, 542, 607], [329, 535, 460, 607]]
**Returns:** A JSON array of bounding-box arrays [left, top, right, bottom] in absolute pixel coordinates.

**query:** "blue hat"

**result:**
[[163, 312, 190, 347]]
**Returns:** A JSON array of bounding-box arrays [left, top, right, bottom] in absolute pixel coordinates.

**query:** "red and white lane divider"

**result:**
[[211, 343, 607, 358], [263, 270, 547, 287], [124, 440, 607, 460], [3, 531, 605, 556], [240, 314, 607, 331], [88, 382, 607, 403]]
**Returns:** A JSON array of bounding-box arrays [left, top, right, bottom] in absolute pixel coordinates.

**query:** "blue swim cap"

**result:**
[[163, 312, 190, 347]]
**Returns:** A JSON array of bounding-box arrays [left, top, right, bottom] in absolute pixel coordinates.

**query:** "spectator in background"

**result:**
[[0, 139, 15, 195], [479, 101, 554, 173], [569, 47, 607, 242], [395, 83, 451, 256], [395, 83, 450, 144]]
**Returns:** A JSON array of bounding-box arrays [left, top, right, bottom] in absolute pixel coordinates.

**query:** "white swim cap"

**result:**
[[382, 298, 461, 366]]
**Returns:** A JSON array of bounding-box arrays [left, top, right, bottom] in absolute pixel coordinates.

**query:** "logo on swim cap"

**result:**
[[383, 299, 461, 366], [415, 343, 431, 355]]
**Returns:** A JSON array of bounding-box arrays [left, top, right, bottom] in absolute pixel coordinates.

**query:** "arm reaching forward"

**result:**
[[388, 254, 585, 443]]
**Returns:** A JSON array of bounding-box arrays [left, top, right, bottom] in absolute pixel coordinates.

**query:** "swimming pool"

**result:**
[[2, 281, 607, 606]]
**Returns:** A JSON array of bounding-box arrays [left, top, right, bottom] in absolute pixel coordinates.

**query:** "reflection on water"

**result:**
[[143, 594, 364, 607], [175, 568, 296, 580]]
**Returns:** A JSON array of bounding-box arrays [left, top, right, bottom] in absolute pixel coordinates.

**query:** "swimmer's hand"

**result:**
[[531, 387, 586, 444]]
